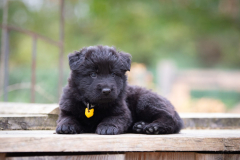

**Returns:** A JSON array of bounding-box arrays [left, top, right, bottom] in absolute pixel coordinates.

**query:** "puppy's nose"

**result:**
[[102, 88, 111, 95]]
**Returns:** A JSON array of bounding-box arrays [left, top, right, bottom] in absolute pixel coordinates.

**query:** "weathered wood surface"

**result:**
[[196, 154, 224, 160], [1, 102, 240, 130], [4, 152, 195, 160], [1, 113, 240, 130], [0, 130, 240, 152], [196, 153, 240, 160], [125, 152, 196, 160], [0, 102, 59, 115], [0, 154, 6, 160], [0, 114, 57, 130], [6, 154, 125, 160], [3, 152, 240, 160], [182, 113, 240, 129]]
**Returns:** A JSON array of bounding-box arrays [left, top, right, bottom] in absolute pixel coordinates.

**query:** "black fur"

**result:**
[[56, 46, 183, 135]]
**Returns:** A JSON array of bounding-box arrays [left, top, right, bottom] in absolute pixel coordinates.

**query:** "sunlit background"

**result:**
[[0, 0, 240, 113]]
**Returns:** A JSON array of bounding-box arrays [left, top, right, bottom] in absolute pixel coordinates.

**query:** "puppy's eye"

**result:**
[[90, 72, 97, 78], [111, 72, 116, 77]]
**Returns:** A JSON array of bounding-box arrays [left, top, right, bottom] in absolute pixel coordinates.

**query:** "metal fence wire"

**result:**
[[0, 0, 65, 103]]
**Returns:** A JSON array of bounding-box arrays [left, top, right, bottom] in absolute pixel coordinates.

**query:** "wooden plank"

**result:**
[[3, 113, 240, 130], [125, 152, 196, 160], [4, 153, 240, 160], [6, 154, 125, 160], [196, 153, 224, 160], [0, 130, 240, 152], [224, 154, 240, 160], [0, 115, 57, 130], [6, 155, 120, 160], [181, 113, 240, 118], [181, 113, 240, 129], [0, 102, 59, 115], [0, 154, 6, 160], [1, 102, 240, 130], [195, 153, 240, 160], [224, 138, 240, 152]]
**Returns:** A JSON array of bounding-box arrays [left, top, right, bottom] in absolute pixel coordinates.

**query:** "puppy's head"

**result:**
[[68, 46, 131, 104]]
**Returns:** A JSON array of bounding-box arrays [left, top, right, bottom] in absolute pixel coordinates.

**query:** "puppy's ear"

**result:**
[[68, 51, 84, 70], [119, 52, 131, 71]]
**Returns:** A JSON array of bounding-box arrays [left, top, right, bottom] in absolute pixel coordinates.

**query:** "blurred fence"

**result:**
[[158, 61, 240, 97], [0, 0, 65, 103], [157, 61, 240, 112]]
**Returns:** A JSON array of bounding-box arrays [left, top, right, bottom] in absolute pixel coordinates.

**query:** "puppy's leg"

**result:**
[[133, 110, 182, 134], [96, 103, 132, 135], [133, 91, 183, 134], [142, 111, 183, 134], [132, 115, 181, 134], [56, 110, 83, 134]]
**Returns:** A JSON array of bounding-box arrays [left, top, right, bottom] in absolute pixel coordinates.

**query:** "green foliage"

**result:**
[[1, 0, 239, 68], [0, 0, 240, 103], [191, 90, 240, 109], [7, 67, 67, 103]]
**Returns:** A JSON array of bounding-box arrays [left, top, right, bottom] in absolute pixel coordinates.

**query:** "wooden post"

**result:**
[[0, 0, 8, 101], [58, 0, 64, 99], [0, 153, 6, 160], [157, 60, 175, 98], [31, 36, 37, 103]]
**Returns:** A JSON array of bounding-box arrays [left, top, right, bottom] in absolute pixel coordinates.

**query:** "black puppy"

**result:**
[[56, 46, 183, 135]]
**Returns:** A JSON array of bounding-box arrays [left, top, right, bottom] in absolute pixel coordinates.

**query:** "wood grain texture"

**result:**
[[6, 154, 125, 160], [4, 153, 240, 160], [224, 154, 240, 160], [0, 114, 57, 130], [224, 138, 240, 151], [1, 113, 240, 130], [0, 130, 240, 152], [181, 113, 240, 129], [196, 154, 224, 160], [0, 154, 6, 160], [0, 102, 59, 115], [125, 152, 196, 160], [196, 153, 240, 160], [1, 102, 240, 130]]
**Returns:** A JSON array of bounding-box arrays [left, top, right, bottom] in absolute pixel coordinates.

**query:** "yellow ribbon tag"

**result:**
[[85, 108, 94, 118]]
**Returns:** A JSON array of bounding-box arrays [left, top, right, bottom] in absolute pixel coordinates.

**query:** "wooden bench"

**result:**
[[0, 102, 240, 160], [1, 102, 240, 130], [0, 130, 240, 159]]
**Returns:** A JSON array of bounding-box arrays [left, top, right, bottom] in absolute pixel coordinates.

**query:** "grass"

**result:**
[[2, 66, 239, 110], [2, 67, 69, 103]]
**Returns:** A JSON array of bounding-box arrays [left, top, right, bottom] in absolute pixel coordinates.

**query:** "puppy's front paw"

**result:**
[[132, 121, 149, 133], [143, 123, 173, 134], [56, 124, 83, 134], [96, 125, 121, 135]]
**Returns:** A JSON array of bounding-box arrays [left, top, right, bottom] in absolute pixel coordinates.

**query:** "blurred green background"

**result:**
[[0, 0, 240, 112]]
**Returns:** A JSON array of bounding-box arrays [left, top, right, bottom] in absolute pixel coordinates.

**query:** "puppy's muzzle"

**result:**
[[102, 88, 111, 95]]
